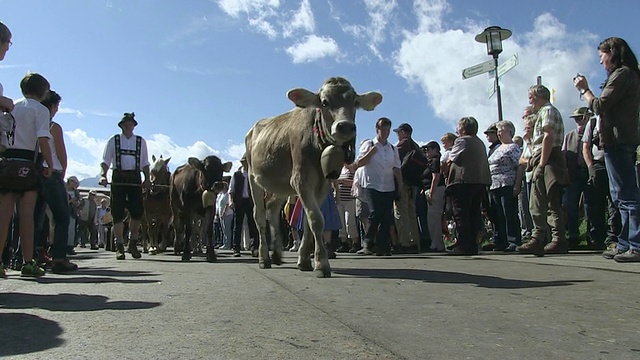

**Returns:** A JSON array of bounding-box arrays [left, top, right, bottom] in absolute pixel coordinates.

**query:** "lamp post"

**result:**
[[475, 26, 512, 122]]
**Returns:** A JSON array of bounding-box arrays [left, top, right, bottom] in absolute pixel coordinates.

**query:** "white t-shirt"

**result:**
[[358, 138, 401, 192], [1, 97, 51, 151], [216, 192, 233, 218], [45, 122, 64, 171], [102, 133, 150, 171]]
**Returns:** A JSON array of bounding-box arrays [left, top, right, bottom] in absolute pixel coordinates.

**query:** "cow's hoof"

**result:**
[[271, 252, 283, 266], [181, 254, 192, 261], [315, 268, 332, 278], [259, 261, 272, 269], [297, 261, 313, 272]]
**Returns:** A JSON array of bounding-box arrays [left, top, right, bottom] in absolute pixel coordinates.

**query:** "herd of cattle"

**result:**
[[139, 77, 382, 278]]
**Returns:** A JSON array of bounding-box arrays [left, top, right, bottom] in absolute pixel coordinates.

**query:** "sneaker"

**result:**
[[613, 249, 640, 263], [602, 244, 626, 259], [51, 259, 79, 274], [233, 251, 241, 257], [116, 244, 126, 260], [356, 248, 373, 255], [21, 260, 45, 277]]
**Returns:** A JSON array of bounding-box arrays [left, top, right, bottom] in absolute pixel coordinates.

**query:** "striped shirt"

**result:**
[[337, 166, 355, 201]]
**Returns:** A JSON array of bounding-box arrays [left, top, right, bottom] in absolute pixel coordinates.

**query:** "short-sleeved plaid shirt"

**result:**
[[532, 102, 564, 153]]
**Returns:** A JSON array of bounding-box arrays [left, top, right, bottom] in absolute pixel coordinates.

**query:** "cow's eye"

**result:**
[[321, 99, 329, 107]]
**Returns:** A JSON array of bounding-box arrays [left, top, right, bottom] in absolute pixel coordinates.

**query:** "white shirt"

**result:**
[[216, 192, 233, 218], [228, 168, 250, 198], [358, 138, 401, 192], [97, 206, 109, 225], [102, 133, 150, 171], [46, 122, 64, 171], [1, 98, 51, 151]]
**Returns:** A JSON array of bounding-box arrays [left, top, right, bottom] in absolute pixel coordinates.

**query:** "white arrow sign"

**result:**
[[488, 53, 519, 99], [489, 53, 519, 78], [462, 59, 495, 80]]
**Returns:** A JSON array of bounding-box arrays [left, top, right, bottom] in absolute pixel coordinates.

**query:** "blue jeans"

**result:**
[[34, 172, 71, 260], [220, 214, 234, 249], [604, 144, 640, 251], [490, 185, 522, 248]]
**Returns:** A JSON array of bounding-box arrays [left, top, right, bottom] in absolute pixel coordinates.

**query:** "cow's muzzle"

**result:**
[[332, 120, 357, 142]]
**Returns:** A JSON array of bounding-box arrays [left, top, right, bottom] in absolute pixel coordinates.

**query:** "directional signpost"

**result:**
[[488, 53, 519, 98], [462, 60, 495, 80]]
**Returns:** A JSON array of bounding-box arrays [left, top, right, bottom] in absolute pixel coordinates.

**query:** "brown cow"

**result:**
[[170, 156, 232, 261], [245, 77, 382, 277]]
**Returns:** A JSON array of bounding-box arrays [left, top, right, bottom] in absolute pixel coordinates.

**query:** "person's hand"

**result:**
[[346, 163, 357, 172], [229, 201, 235, 210], [42, 167, 52, 178], [426, 190, 433, 205], [588, 165, 597, 184], [573, 75, 589, 93], [513, 183, 521, 197], [143, 178, 151, 192], [99, 176, 108, 187]]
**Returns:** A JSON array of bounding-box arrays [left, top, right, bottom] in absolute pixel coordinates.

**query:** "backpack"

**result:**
[[401, 148, 428, 187]]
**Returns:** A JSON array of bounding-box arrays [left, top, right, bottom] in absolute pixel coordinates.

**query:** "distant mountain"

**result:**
[[79, 175, 101, 187]]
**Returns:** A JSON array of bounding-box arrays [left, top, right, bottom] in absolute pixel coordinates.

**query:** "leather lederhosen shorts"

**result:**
[[110, 170, 144, 223]]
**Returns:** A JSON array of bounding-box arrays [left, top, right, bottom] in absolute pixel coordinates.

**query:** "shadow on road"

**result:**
[[0, 313, 64, 357], [0, 292, 162, 312], [333, 268, 593, 289]]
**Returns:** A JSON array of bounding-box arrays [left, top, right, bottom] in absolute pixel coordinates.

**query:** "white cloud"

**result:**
[[216, 0, 281, 18], [286, 35, 339, 63], [64, 128, 245, 180], [362, 0, 398, 59], [282, 0, 315, 38], [216, 0, 281, 39], [393, 6, 598, 137], [58, 106, 84, 118]]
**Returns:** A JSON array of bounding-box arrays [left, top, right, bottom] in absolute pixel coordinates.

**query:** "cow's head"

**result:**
[[187, 155, 233, 191], [287, 77, 383, 145]]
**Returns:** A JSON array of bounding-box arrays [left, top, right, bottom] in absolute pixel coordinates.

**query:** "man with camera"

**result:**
[[582, 112, 621, 251]]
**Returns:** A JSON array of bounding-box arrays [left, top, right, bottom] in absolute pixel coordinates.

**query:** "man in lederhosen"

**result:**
[[99, 112, 150, 260]]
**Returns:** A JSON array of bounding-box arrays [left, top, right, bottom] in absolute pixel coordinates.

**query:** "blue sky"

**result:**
[[1, 0, 637, 180]]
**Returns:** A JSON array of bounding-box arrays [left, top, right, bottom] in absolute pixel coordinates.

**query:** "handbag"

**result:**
[[0, 157, 40, 191]]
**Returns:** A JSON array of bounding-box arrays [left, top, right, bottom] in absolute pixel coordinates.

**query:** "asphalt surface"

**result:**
[[1, 248, 639, 360]]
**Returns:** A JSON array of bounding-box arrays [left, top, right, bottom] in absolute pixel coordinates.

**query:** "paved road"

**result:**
[[1, 248, 639, 359]]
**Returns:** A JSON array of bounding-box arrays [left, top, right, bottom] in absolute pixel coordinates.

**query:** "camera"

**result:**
[[573, 72, 583, 81]]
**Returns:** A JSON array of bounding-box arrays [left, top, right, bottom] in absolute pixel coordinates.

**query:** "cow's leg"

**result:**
[[298, 191, 331, 278], [248, 179, 270, 268], [172, 214, 182, 255], [266, 196, 286, 266], [182, 214, 192, 261], [297, 218, 313, 271]]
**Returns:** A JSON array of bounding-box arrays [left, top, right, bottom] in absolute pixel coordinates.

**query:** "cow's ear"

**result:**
[[287, 88, 318, 108], [356, 92, 383, 111], [222, 161, 233, 172], [187, 157, 204, 170], [164, 157, 171, 165], [152, 155, 157, 162]]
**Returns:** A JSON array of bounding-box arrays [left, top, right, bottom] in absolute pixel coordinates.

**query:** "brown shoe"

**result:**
[[517, 239, 544, 257], [544, 241, 569, 254]]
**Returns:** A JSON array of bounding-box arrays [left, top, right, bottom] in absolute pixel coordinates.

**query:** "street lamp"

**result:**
[[475, 26, 512, 122]]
